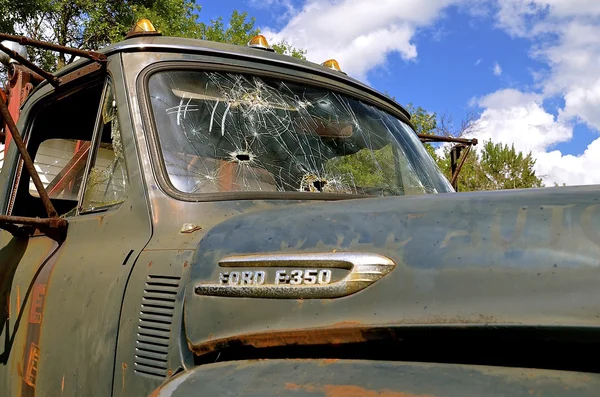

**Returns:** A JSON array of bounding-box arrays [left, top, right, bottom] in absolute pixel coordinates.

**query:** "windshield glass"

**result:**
[[147, 70, 453, 196]]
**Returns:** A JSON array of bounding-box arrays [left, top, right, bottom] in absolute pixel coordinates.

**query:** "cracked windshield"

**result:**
[[148, 71, 452, 196]]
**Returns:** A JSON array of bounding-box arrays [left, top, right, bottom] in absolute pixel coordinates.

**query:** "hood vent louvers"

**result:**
[[134, 274, 181, 379]]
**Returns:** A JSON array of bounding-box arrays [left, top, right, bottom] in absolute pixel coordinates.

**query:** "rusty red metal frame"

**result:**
[[0, 43, 59, 87], [46, 141, 91, 197], [0, 33, 109, 237], [0, 33, 107, 63], [0, 97, 57, 217], [0, 93, 67, 237]]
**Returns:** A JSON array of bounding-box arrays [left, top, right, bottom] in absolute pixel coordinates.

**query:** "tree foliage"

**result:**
[[405, 106, 545, 191], [377, 95, 545, 192], [436, 141, 543, 191], [4, 0, 305, 71]]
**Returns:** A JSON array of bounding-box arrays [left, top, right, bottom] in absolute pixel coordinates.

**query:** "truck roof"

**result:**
[[46, 35, 412, 120]]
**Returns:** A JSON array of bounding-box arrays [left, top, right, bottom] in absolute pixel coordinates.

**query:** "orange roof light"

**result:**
[[126, 18, 162, 39], [321, 59, 343, 72], [247, 35, 274, 52]]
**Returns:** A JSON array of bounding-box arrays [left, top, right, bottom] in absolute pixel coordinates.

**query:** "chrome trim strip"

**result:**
[[195, 252, 396, 299]]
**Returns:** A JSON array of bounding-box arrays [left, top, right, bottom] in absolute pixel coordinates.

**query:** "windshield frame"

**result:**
[[137, 61, 453, 202]]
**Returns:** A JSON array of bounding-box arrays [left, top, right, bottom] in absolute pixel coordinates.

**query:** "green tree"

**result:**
[[403, 102, 438, 159], [437, 140, 543, 191], [271, 39, 307, 60], [400, 102, 544, 191], [7, 1, 305, 71]]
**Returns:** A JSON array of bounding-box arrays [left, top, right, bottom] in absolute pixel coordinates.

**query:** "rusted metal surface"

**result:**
[[0, 215, 67, 228], [0, 43, 59, 87], [45, 141, 90, 197], [417, 134, 477, 190], [417, 134, 478, 145], [450, 144, 471, 187], [183, 188, 600, 349], [0, 33, 107, 63], [0, 93, 58, 218], [57, 62, 105, 87], [148, 359, 600, 396], [189, 324, 378, 356], [2, 34, 600, 397]]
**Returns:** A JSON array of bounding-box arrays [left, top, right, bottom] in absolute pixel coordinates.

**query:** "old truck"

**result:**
[[0, 19, 599, 397]]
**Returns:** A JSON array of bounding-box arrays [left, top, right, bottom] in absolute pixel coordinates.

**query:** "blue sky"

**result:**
[[196, 1, 600, 186]]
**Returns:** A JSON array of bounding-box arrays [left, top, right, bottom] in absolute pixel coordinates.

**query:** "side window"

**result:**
[[80, 83, 129, 213], [11, 79, 129, 218]]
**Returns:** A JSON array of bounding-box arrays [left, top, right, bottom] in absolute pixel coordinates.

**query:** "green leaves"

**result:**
[[406, 104, 544, 191], [436, 139, 543, 191], [7, 1, 306, 70], [271, 40, 307, 60]]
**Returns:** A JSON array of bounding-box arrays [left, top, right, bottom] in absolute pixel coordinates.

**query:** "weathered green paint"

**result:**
[[0, 34, 598, 397], [149, 359, 600, 397]]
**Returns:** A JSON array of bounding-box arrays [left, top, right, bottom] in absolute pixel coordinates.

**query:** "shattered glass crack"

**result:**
[[148, 70, 452, 196]]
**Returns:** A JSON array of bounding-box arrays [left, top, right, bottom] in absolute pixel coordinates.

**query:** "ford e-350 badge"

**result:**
[[194, 252, 396, 299]]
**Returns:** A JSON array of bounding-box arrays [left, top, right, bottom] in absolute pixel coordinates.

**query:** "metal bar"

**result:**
[[450, 144, 471, 188], [46, 141, 91, 197], [0, 33, 107, 63], [418, 134, 478, 145], [0, 96, 58, 218], [0, 43, 59, 86], [0, 215, 66, 227]]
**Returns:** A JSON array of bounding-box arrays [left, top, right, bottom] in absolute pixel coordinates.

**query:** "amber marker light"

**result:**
[[247, 35, 275, 52], [125, 18, 162, 39], [321, 59, 343, 72]]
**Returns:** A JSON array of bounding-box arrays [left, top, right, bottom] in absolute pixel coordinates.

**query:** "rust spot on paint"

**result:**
[[61, 375, 65, 393], [183, 261, 188, 268], [320, 359, 339, 366], [297, 298, 304, 308], [191, 323, 383, 356], [324, 385, 433, 397], [28, 284, 46, 324], [24, 341, 41, 387], [148, 261, 153, 268], [167, 369, 173, 376], [326, 321, 363, 328], [285, 384, 432, 397], [16, 285, 20, 316], [285, 383, 317, 392], [122, 363, 127, 392]]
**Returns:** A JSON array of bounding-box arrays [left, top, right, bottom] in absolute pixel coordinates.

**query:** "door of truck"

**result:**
[[0, 63, 153, 397]]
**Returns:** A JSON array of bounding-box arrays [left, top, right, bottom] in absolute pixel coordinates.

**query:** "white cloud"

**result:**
[[535, 138, 600, 186], [250, 0, 298, 22], [257, 1, 600, 186], [261, 0, 457, 80], [491, 1, 600, 130], [467, 1, 600, 186], [471, 88, 600, 186], [492, 61, 502, 76], [471, 89, 571, 154]]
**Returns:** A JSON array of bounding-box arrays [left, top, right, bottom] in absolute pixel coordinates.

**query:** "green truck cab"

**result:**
[[1, 21, 600, 397]]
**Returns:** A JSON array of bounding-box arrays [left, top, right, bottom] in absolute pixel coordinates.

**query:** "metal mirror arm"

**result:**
[[417, 133, 478, 191], [0, 33, 107, 63]]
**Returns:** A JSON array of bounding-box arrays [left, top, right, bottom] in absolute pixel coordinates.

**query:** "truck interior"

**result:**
[[10, 79, 127, 219]]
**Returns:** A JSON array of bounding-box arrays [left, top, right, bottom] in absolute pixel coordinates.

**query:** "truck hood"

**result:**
[[184, 186, 600, 354]]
